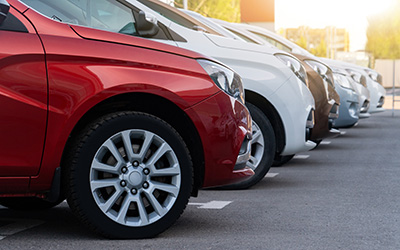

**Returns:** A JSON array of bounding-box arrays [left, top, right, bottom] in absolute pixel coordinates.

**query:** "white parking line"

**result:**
[[293, 154, 310, 159], [265, 173, 279, 178], [340, 131, 347, 135], [0, 219, 44, 240], [188, 201, 232, 209], [320, 141, 331, 145]]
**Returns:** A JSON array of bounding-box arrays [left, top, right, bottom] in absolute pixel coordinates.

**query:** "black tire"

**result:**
[[221, 103, 275, 189], [272, 154, 295, 167], [63, 111, 193, 239], [0, 197, 63, 210]]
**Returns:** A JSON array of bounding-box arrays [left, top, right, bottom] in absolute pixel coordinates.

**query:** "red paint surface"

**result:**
[[0, 1, 252, 195]]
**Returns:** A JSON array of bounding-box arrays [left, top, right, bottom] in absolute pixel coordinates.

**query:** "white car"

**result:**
[[225, 24, 386, 115], [323, 60, 386, 113], [320, 58, 371, 118], [130, 0, 316, 188]]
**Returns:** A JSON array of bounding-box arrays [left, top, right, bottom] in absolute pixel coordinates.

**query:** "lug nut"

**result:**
[[143, 168, 150, 175], [133, 161, 139, 167], [143, 182, 149, 189], [120, 180, 127, 187], [121, 167, 128, 173], [131, 188, 137, 195]]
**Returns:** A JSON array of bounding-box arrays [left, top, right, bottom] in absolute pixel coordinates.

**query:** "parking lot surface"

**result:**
[[1, 110, 399, 250]]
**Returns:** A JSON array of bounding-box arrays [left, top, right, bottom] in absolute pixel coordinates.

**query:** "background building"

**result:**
[[280, 26, 350, 59], [240, 0, 275, 31]]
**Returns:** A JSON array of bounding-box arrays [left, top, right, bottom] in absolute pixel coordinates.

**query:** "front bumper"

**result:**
[[333, 83, 359, 128], [234, 134, 252, 170], [269, 75, 316, 155], [367, 79, 386, 113], [186, 91, 254, 188]]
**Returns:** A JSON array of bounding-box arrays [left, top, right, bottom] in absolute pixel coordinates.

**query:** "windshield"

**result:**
[[136, 0, 221, 35], [20, 0, 138, 35]]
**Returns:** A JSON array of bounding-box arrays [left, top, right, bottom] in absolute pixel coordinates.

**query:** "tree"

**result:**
[[174, 0, 240, 22], [310, 39, 327, 58], [296, 35, 308, 50], [365, 0, 400, 59]]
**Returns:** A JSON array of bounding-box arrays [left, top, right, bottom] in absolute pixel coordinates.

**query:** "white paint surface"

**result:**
[[189, 201, 232, 209], [293, 155, 310, 159], [265, 173, 279, 178], [320, 141, 331, 145]]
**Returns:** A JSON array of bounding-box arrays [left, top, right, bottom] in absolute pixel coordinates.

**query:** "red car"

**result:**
[[0, 0, 253, 239]]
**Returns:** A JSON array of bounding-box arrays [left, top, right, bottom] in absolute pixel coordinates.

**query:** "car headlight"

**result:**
[[197, 59, 245, 104], [347, 70, 368, 87], [367, 71, 383, 84], [275, 53, 308, 85], [303, 59, 334, 87], [333, 73, 354, 90]]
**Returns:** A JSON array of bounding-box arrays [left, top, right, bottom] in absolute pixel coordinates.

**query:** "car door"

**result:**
[[0, 7, 47, 176]]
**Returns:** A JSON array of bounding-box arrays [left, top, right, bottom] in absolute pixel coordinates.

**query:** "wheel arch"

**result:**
[[60, 92, 205, 197], [245, 90, 286, 154]]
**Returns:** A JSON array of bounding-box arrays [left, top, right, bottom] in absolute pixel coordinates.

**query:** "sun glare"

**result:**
[[363, 0, 396, 15], [275, 0, 397, 51]]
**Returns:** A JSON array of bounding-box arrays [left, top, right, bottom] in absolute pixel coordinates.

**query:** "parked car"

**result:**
[[134, 0, 316, 189], [0, 0, 254, 239], [225, 22, 365, 127], [330, 67, 361, 127], [323, 60, 371, 119], [293, 54, 341, 141], [212, 19, 341, 146], [349, 66, 386, 113]]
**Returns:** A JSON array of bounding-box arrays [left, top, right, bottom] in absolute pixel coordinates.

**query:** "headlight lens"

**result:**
[[367, 71, 383, 84], [347, 70, 367, 87], [333, 73, 354, 90], [197, 59, 245, 104], [304, 59, 334, 87], [275, 53, 308, 85]]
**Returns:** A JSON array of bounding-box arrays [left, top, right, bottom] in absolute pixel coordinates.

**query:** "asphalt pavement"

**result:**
[[0, 110, 399, 250]]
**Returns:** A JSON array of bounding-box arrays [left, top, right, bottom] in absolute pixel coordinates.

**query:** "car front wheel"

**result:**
[[63, 111, 193, 239], [221, 103, 275, 189]]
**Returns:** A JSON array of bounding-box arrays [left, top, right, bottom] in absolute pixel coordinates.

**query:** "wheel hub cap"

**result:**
[[90, 129, 182, 227], [128, 170, 144, 187]]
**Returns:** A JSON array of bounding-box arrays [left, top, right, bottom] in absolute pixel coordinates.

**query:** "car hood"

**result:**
[[70, 24, 209, 60]]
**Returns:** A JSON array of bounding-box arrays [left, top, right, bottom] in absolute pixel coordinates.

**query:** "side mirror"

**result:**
[[0, 0, 10, 25], [137, 11, 159, 37]]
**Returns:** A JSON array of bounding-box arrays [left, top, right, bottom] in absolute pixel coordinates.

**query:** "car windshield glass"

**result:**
[[224, 27, 260, 44], [248, 31, 292, 52], [20, 0, 137, 35], [136, 0, 220, 35]]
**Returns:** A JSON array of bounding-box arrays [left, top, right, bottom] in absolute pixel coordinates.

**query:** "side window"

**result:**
[[137, 0, 221, 36], [20, 0, 137, 35], [69, 0, 137, 35], [0, 13, 28, 33]]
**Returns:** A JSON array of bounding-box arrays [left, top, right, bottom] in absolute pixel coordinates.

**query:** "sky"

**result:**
[[274, 0, 395, 51]]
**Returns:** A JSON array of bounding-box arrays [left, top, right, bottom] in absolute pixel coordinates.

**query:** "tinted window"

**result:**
[[0, 13, 28, 33], [20, 0, 137, 35], [137, 0, 220, 35]]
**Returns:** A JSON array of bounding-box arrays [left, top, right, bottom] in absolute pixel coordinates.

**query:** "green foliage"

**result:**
[[366, 0, 400, 59], [174, 0, 240, 22], [296, 35, 308, 50], [310, 39, 327, 57]]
